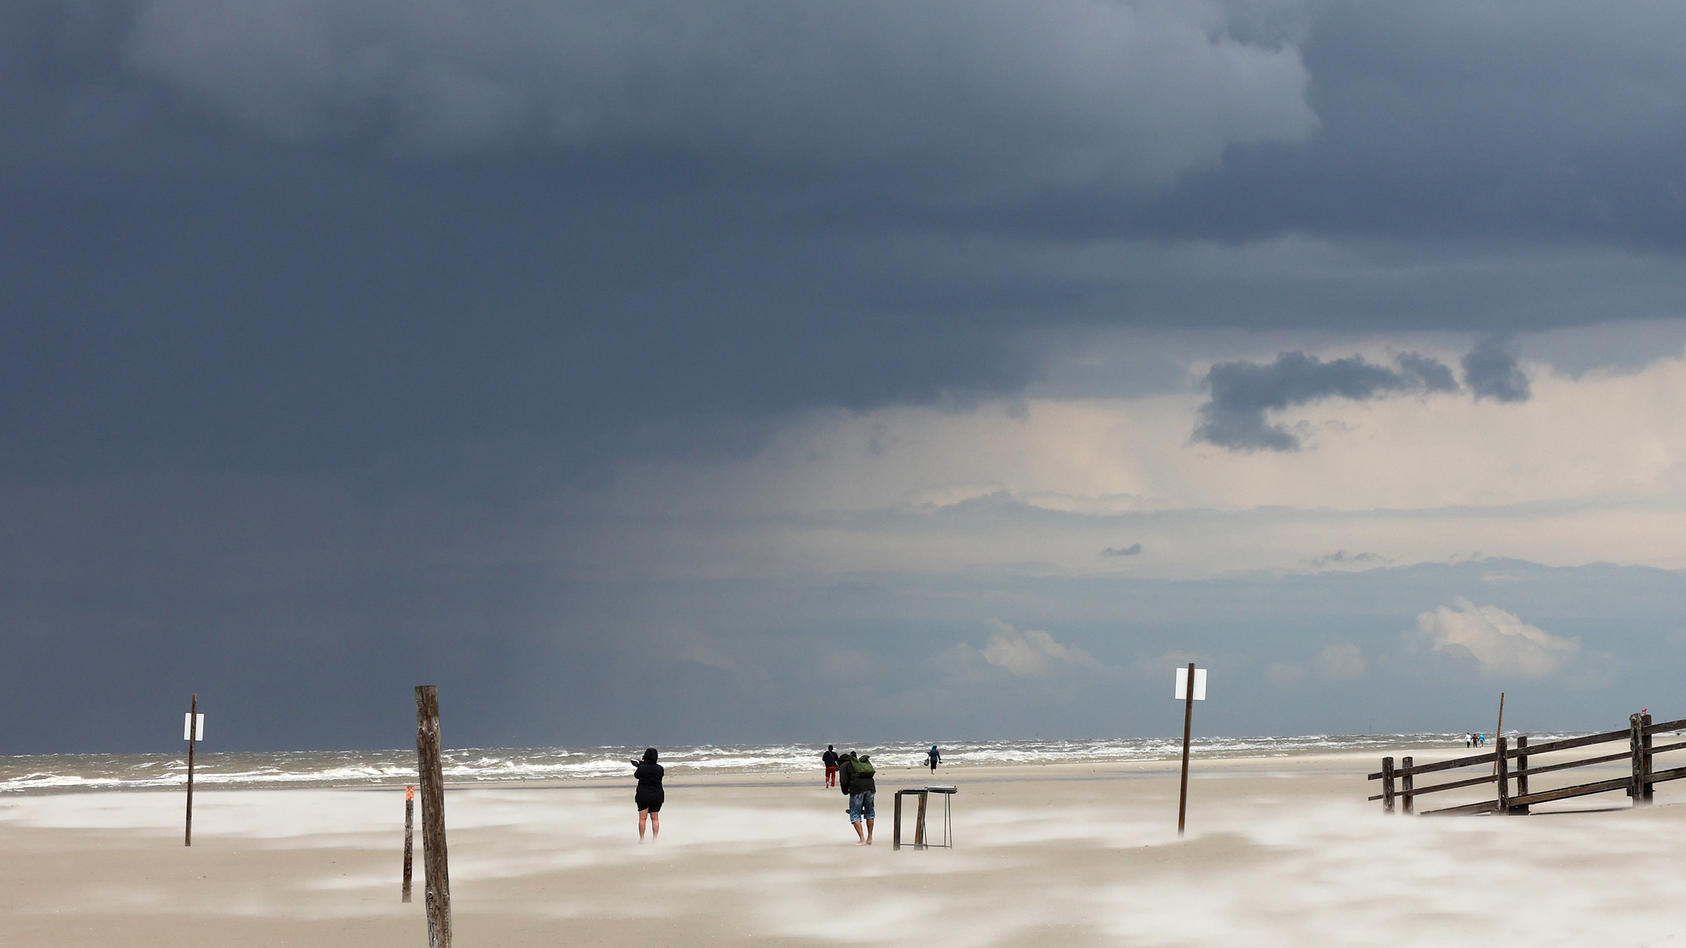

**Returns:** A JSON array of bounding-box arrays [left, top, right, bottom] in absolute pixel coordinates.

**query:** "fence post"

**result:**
[[1509, 736, 1530, 815], [1494, 737, 1509, 813], [1630, 713, 1652, 806], [1642, 712, 1654, 803], [1381, 756, 1395, 813], [1400, 756, 1414, 814]]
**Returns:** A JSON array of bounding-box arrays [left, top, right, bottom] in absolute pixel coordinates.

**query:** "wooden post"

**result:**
[[1400, 756, 1414, 814], [1629, 713, 1651, 806], [1381, 756, 1395, 813], [893, 792, 903, 851], [1510, 736, 1530, 815], [415, 686, 452, 948], [1177, 662, 1195, 836], [185, 693, 197, 847], [1492, 691, 1505, 778], [402, 785, 415, 903], [1641, 712, 1654, 803], [1495, 736, 1509, 813], [914, 791, 928, 849]]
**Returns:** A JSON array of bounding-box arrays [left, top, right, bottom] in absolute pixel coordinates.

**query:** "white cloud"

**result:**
[[1414, 598, 1579, 679], [962, 620, 1099, 678], [1316, 643, 1367, 680]]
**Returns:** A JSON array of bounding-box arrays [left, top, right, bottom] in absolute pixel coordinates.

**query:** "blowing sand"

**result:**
[[3, 749, 1683, 946]]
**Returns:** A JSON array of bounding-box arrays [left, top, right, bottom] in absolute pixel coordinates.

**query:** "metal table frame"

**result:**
[[892, 786, 956, 850]]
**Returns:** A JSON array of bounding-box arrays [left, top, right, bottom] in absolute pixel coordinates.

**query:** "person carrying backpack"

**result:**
[[842, 751, 877, 845]]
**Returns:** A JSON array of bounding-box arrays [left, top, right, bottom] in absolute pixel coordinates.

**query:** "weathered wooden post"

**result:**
[[1641, 712, 1654, 803], [914, 791, 928, 849], [415, 686, 452, 947], [184, 693, 203, 847], [1400, 756, 1414, 814], [1509, 736, 1530, 815], [1494, 692, 1505, 756], [1629, 713, 1652, 806], [1494, 736, 1509, 812], [402, 785, 415, 903], [1381, 756, 1395, 813]]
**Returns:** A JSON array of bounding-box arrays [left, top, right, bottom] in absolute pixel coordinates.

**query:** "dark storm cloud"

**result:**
[[1396, 352, 1458, 392], [4, 0, 1686, 485], [1462, 336, 1532, 403], [117, 0, 1315, 191], [1102, 544, 1144, 557], [1194, 351, 1457, 451], [989, 1, 1686, 254], [0, 0, 1322, 480], [1308, 550, 1392, 569], [7, 0, 1686, 753]]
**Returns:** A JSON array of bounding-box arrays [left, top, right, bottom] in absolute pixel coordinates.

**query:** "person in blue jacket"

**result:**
[[927, 744, 941, 773]]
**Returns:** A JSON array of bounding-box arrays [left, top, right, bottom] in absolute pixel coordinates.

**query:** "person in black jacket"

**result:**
[[822, 745, 839, 787], [840, 751, 877, 845], [631, 747, 664, 841]]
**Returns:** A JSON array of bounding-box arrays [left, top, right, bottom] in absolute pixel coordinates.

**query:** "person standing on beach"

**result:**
[[839, 751, 877, 845], [927, 744, 941, 773], [631, 747, 664, 841], [822, 745, 839, 787]]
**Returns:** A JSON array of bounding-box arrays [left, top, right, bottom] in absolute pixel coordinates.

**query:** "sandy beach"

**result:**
[[3, 749, 1682, 946]]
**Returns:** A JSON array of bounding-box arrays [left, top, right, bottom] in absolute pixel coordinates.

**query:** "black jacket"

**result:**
[[633, 761, 664, 807]]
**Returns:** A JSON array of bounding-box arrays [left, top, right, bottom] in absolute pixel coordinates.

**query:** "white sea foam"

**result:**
[[0, 732, 1572, 795]]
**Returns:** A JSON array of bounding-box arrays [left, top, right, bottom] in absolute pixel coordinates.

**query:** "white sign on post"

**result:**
[[183, 713, 205, 742], [1174, 667, 1207, 701]]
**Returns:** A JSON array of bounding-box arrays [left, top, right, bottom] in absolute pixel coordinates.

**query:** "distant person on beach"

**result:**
[[822, 745, 839, 787], [927, 744, 941, 773], [1465, 733, 1472, 748], [631, 747, 664, 841], [838, 750, 877, 845]]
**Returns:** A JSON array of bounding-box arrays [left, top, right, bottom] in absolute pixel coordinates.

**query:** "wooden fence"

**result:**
[[1368, 713, 1686, 815]]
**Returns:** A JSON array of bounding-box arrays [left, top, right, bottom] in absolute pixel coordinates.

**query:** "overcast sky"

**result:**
[[6, 1, 1686, 754]]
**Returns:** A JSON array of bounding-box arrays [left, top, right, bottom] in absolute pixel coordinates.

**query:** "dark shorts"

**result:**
[[638, 795, 664, 813]]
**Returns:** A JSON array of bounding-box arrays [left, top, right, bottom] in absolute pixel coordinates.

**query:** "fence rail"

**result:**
[[1367, 713, 1682, 815]]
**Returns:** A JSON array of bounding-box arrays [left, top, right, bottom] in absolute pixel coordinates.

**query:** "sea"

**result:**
[[0, 734, 1498, 795]]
